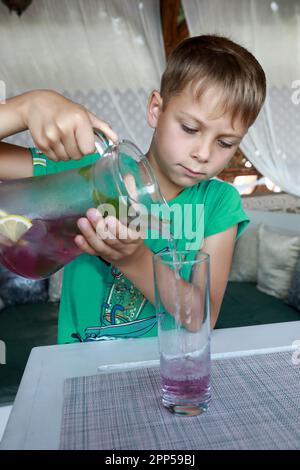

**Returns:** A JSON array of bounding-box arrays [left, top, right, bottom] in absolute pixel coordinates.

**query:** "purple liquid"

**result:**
[[0, 215, 82, 279], [161, 374, 210, 399], [160, 347, 211, 413]]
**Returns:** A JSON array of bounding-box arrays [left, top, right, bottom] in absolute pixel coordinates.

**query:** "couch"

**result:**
[[0, 210, 299, 405], [216, 210, 300, 328]]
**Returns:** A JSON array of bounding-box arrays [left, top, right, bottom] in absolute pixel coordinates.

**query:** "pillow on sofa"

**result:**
[[287, 255, 300, 312], [257, 224, 300, 300], [0, 263, 48, 308], [229, 225, 259, 282]]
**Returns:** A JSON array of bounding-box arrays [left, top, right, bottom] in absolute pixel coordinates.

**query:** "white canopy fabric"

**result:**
[[0, 0, 166, 151]]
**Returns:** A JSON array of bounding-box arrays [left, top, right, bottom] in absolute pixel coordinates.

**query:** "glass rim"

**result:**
[[153, 250, 210, 266]]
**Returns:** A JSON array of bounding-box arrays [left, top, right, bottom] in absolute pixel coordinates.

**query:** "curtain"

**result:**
[[182, 0, 300, 196], [0, 0, 166, 151]]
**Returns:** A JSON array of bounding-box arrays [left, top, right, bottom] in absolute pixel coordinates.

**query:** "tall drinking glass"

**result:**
[[153, 250, 211, 416]]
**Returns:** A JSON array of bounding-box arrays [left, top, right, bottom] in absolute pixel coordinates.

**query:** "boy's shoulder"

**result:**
[[190, 178, 241, 205], [198, 179, 249, 239], [202, 178, 243, 211], [172, 178, 241, 209], [200, 177, 239, 193]]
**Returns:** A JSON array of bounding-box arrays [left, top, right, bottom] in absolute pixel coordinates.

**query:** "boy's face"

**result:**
[[146, 85, 247, 199]]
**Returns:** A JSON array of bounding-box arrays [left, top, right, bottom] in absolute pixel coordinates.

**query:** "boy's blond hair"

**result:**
[[160, 35, 266, 128]]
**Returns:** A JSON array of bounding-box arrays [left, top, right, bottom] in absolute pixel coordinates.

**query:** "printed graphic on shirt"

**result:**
[[83, 265, 156, 341], [102, 266, 147, 324]]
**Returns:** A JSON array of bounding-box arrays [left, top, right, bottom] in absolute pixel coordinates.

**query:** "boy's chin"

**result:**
[[176, 173, 208, 187]]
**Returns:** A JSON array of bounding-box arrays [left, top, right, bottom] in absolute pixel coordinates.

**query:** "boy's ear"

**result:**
[[147, 90, 163, 129]]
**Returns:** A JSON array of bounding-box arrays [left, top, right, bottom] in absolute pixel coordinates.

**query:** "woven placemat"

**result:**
[[60, 350, 300, 450]]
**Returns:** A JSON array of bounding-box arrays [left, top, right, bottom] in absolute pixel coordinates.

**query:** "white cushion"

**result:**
[[257, 224, 300, 299], [48, 269, 63, 302], [229, 225, 259, 282]]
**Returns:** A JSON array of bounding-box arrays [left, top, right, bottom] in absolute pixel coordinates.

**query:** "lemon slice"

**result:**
[[0, 214, 33, 243], [0, 210, 8, 218]]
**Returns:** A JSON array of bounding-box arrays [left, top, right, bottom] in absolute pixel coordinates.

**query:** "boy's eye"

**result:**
[[218, 140, 233, 149], [181, 124, 198, 134]]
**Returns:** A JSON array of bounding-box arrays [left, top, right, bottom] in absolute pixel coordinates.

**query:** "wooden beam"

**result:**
[[160, 0, 188, 58], [177, 17, 189, 43], [219, 168, 261, 178]]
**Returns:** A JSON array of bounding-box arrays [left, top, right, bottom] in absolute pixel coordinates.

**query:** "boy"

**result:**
[[0, 35, 266, 343]]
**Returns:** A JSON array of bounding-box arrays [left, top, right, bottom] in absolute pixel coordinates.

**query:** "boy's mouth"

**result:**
[[179, 164, 206, 178]]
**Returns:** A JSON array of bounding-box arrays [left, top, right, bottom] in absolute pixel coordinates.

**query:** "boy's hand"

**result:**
[[21, 90, 118, 161], [74, 208, 146, 268]]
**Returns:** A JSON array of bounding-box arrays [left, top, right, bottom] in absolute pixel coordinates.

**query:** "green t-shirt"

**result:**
[[31, 148, 249, 343]]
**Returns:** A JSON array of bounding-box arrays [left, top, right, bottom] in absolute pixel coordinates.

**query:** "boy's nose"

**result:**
[[191, 148, 210, 164], [191, 139, 211, 163], [191, 153, 209, 164]]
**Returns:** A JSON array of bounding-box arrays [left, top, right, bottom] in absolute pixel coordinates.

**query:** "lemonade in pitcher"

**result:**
[[0, 133, 167, 279]]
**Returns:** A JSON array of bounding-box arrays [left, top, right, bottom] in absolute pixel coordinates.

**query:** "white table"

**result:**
[[1, 321, 300, 450]]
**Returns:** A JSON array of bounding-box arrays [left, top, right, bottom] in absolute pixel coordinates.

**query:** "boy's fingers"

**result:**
[[39, 143, 63, 162], [88, 112, 119, 144], [86, 208, 143, 243], [37, 146, 57, 161], [75, 120, 96, 156], [105, 216, 128, 241], [51, 140, 72, 161], [75, 116, 118, 157], [74, 234, 98, 256], [106, 216, 143, 242], [86, 208, 103, 229], [86, 209, 123, 247], [77, 215, 120, 259], [61, 131, 83, 160], [95, 215, 120, 245]]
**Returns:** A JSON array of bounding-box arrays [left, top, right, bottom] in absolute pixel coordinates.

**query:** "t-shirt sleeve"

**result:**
[[204, 179, 250, 240], [29, 147, 100, 176]]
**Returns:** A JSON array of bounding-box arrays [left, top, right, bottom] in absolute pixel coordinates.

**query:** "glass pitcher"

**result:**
[[0, 131, 166, 280]]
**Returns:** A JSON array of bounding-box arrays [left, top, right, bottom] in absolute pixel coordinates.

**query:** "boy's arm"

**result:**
[[0, 93, 29, 139], [76, 209, 237, 329], [201, 225, 237, 327], [119, 225, 237, 329], [0, 142, 33, 179], [0, 89, 118, 166]]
